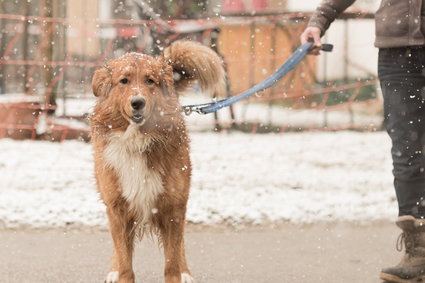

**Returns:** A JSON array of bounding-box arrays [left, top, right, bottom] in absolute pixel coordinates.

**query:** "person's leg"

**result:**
[[379, 47, 425, 282], [379, 47, 425, 218]]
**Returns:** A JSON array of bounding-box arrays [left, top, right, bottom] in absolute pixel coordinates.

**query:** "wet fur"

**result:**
[[91, 40, 225, 283]]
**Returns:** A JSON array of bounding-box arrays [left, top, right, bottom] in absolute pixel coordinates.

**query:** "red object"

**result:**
[[252, 0, 268, 11], [117, 27, 139, 38], [223, 0, 246, 13]]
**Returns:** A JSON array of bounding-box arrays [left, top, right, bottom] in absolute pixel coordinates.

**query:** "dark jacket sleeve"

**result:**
[[308, 0, 357, 35]]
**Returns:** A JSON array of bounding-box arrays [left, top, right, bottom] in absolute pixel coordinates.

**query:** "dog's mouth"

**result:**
[[131, 114, 144, 124]]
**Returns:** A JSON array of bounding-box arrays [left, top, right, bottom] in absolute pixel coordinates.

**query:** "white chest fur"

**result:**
[[103, 124, 164, 225]]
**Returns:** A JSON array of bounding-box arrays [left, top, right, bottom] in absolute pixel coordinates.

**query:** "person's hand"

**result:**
[[300, 26, 322, 55]]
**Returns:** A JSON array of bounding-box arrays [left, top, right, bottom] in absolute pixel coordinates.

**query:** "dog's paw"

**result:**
[[105, 271, 119, 283], [181, 273, 194, 283]]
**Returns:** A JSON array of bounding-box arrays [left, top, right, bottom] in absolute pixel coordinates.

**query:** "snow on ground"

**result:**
[[0, 131, 396, 228]]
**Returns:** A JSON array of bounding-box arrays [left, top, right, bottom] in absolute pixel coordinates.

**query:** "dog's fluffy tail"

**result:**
[[163, 40, 226, 97]]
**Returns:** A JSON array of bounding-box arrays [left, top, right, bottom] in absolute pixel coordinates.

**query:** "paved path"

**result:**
[[0, 222, 400, 283]]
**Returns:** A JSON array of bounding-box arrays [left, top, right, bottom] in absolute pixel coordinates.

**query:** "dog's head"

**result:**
[[92, 52, 178, 131], [91, 41, 225, 134]]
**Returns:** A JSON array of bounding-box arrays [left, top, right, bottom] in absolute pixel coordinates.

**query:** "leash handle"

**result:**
[[307, 37, 333, 52], [321, 43, 333, 52]]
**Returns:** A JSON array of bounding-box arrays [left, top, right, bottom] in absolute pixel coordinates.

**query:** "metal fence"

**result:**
[[0, 12, 381, 140]]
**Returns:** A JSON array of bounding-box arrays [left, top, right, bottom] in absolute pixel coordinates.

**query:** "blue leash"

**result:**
[[182, 42, 333, 115]]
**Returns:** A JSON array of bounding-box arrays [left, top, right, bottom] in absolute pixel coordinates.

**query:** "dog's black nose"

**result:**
[[131, 97, 146, 110]]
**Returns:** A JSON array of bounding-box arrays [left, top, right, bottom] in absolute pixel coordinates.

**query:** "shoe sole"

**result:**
[[380, 272, 425, 282]]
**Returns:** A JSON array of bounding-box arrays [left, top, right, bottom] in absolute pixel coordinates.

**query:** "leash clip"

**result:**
[[182, 105, 205, 116]]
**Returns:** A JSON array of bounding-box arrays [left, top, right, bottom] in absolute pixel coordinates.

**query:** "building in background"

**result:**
[[0, 0, 380, 95]]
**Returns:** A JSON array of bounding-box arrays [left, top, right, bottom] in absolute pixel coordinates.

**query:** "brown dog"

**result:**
[[90, 41, 225, 283]]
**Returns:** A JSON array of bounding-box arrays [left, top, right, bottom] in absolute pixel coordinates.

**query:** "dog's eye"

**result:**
[[145, 78, 155, 85], [120, 78, 129, 84]]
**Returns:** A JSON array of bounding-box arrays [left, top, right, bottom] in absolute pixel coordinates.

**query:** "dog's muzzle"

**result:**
[[130, 96, 146, 124]]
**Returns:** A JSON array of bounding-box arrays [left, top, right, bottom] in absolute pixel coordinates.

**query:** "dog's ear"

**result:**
[[162, 40, 226, 97], [157, 63, 174, 97], [92, 66, 112, 97]]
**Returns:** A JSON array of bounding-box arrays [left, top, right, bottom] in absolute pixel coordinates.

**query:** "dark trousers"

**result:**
[[378, 47, 425, 217]]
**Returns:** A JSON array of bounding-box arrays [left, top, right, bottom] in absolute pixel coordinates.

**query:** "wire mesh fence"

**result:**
[[0, 11, 381, 141]]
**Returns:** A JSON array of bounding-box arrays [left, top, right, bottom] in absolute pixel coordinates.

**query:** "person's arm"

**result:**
[[300, 0, 356, 55]]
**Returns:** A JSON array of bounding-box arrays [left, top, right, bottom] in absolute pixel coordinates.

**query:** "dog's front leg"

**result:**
[[160, 216, 192, 283], [105, 205, 136, 283], [179, 238, 194, 283]]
